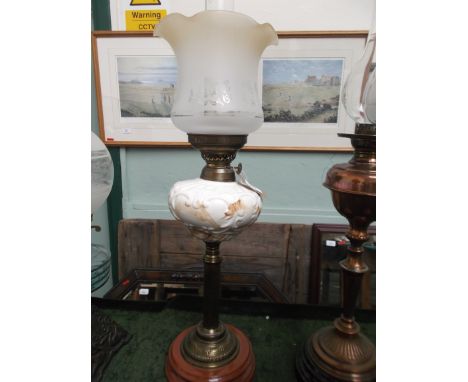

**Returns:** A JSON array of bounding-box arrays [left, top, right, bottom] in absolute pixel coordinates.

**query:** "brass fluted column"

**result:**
[[341, 227, 371, 327], [180, 240, 239, 369]]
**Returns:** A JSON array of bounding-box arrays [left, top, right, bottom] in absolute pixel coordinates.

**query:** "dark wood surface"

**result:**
[[105, 268, 289, 304], [92, 295, 376, 322]]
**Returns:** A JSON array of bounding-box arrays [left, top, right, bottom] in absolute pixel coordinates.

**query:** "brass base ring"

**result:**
[[181, 322, 240, 368]]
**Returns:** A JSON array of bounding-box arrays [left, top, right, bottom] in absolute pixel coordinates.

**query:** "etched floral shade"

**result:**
[[154, 0, 278, 135], [91, 131, 114, 214]]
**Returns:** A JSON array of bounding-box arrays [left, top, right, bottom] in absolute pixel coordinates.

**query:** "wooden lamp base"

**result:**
[[166, 324, 255, 382]]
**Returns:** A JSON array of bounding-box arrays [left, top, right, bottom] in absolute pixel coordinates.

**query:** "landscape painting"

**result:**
[[117, 56, 177, 118], [262, 59, 344, 123]]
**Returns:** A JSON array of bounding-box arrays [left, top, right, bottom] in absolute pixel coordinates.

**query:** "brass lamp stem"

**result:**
[[342, 230, 369, 318], [181, 240, 239, 368], [202, 241, 221, 329], [177, 135, 252, 369]]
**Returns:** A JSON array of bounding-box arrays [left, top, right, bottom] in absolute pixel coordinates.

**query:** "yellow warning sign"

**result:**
[[130, 0, 161, 5], [125, 9, 167, 31]]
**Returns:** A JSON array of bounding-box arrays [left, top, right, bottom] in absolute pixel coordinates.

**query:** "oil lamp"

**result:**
[[296, 17, 377, 382], [154, 1, 277, 380]]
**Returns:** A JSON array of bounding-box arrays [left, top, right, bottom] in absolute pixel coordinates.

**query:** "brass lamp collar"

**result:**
[[188, 134, 247, 182]]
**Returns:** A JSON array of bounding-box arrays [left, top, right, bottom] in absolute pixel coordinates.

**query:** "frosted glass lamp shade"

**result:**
[[155, 10, 278, 135], [91, 132, 114, 214]]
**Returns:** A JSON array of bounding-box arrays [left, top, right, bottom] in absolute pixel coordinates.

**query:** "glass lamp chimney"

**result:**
[[205, 0, 234, 11], [342, 13, 376, 125]]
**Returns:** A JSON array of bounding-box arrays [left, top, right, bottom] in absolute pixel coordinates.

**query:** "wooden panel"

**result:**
[[117, 219, 318, 304], [290, 225, 313, 304], [159, 220, 291, 258], [159, 220, 205, 255], [118, 219, 161, 279], [221, 224, 291, 258]]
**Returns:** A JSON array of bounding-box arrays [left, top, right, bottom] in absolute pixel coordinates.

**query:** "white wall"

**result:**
[[169, 0, 374, 30], [111, 0, 374, 31]]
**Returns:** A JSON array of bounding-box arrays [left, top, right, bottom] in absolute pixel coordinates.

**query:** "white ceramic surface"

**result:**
[[168, 178, 262, 241]]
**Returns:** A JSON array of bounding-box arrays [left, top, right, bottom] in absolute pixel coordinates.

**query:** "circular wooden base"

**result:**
[[166, 324, 255, 382]]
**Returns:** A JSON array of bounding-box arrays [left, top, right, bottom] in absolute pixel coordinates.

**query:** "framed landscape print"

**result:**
[[92, 31, 367, 150], [92, 31, 187, 147]]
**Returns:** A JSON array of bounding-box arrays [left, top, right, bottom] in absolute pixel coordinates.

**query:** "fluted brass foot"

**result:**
[[181, 322, 240, 368], [297, 316, 375, 382]]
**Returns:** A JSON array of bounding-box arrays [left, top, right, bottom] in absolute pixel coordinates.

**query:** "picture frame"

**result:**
[[92, 30, 367, 151], [309, 224, 376, 309]]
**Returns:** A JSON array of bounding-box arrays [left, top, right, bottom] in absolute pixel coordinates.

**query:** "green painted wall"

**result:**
[[121, 147, 350, 224]]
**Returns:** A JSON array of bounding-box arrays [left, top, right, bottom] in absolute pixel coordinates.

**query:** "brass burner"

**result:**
[[188, 134, 247, 182]]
